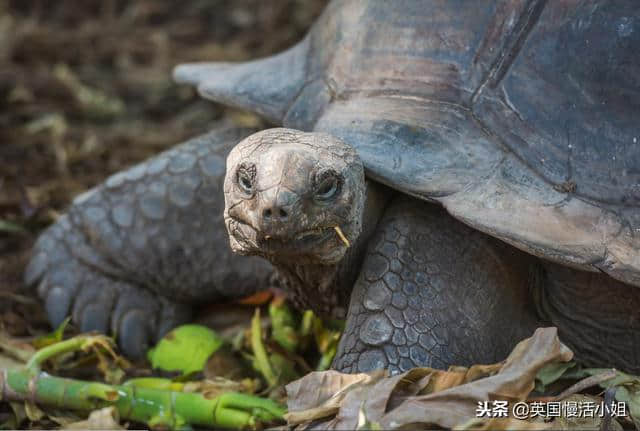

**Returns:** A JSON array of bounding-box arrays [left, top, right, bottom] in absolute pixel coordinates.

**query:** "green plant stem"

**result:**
[[2, 334, 286, 430], [269, 300, 299, 353], [250, 309, 277, 387], [0, 369, 285, 430], [26, 335, 89, 372], [316, 343, 337, 372], [300, 310, 315, 338]]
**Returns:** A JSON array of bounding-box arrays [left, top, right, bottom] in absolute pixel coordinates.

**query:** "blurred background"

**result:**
[[0, 0, 327, 335]]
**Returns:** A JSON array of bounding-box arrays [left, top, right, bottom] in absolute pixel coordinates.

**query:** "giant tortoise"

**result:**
[[26, 0, 640, 374]]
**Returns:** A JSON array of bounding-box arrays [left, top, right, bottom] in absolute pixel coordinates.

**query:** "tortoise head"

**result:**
[[223, 128, 366, 265]]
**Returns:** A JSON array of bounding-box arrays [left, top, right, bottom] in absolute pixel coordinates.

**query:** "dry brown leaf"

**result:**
[[419, 362, 505, 395], [24, 402, 45, 422], [64, 406, 124, 430], [0, 353, 24, 371], [284, 369, 385, 424], [0, 334, 35, 363], [47, 412, 85, 427], [378, 327, 573, 429], [314, 369, 434, 430], [286, 327, 573, 430]]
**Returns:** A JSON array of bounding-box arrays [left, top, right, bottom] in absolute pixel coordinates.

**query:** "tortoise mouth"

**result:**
[[261, 227, 335, 251], [228, 216, 343, 257]]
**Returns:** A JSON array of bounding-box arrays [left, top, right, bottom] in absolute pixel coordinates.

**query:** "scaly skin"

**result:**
[[537, 262, 640, 373], [25, 127, 273, 358], [334, 197, 540, 373]]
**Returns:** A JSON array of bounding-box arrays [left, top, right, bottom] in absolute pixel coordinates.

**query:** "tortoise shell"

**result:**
[[175, 0, 640, 287]]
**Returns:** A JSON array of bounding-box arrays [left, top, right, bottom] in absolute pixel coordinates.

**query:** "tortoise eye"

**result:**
[[314, 170, 341, 201], [236, 164, 256, 196]]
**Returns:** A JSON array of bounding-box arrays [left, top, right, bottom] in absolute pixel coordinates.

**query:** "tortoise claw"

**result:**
[[117, 309, 153, 360], [26, 218, 192, 360]]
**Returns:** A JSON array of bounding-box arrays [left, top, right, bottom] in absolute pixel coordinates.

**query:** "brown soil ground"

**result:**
[[0, 0, 327, 338]]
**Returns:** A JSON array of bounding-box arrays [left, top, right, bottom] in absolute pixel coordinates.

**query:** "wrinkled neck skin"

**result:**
[[274, 181, 391, 319]]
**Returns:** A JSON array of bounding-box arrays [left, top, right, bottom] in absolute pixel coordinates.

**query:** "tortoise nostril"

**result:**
[[262, 206, 288, 221]]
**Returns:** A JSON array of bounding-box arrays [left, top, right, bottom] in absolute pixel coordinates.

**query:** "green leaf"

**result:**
[[250, 309, 277, 387], [147, 325, 224, 375], [312, 316, 341, 371], [269, 299, 299, 353], [269, 353, 299, 384], [534, 361, 577, 392], [615, 385, 640, 429], [585, 369, 640, 429], [33, 317, 70, 349]]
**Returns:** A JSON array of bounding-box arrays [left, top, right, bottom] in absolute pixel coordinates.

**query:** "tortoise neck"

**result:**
[[273, 181, 393, 319], [274, 261, 351, 319]]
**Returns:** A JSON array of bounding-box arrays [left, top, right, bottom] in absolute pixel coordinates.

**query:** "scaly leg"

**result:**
[[25, 127, 273, 358], [333, 197, 540, 374]]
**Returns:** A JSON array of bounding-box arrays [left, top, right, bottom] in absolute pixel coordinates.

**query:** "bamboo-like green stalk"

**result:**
[[0, 335, 286, 430], [250, 309, 277, 387], [1, 370, 285, 429], [316, 342, 337, 372], [269, 300, 299, 353]]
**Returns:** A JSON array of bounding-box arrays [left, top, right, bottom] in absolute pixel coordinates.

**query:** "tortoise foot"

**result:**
[[26, 218, 191, 359]]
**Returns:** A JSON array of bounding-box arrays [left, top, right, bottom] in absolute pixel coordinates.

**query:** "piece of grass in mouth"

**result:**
[[264, 227, 350, 247], [334, 226, 350, 248]]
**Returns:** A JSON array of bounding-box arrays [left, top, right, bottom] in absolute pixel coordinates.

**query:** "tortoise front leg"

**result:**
[[25, 127, 273, 358], [333, 197, 541, 374], [26, 219, 193, 359]]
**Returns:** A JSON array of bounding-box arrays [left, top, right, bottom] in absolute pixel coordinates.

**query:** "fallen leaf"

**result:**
[[147, 324, 224, 375], [64, 406, 124, 430], [24, 402, 45, 422], [285, 327, 573, 430], [238, 290, 274, 305], [0, 333, 35, 363], [591, 369, 640, 429], [8, 402, 27, 427], [47, 411, 85, 427], [285, 370, 385, 424], [534, 361, 577, 393], [378, 328, 572, 429], [0, 352, 24, 371]]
